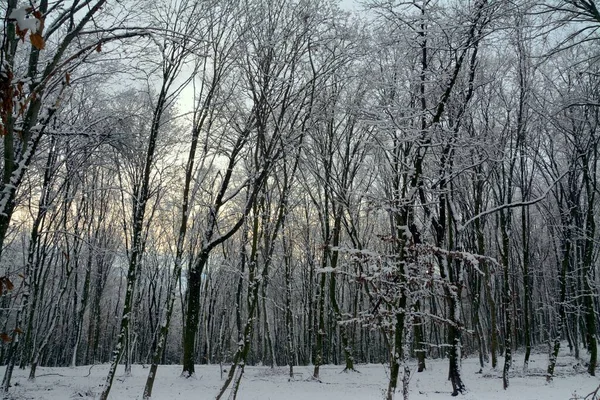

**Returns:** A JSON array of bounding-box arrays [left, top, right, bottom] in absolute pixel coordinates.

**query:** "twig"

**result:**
[[84, 364, 96, 378], [571, 383, 600, 400]]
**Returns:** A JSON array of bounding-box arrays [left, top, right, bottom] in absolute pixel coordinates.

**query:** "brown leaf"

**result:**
[[18, 102, 27, 116], [4, 278, 14, 291], [13, 327, 23, 334], [30, 33, 45, 50], [95, 43, 102, 53], [16, 26, 28, 42], [32, 11, 45, 34], [65, 72, 71, 86], [0, 333, 12, 343]]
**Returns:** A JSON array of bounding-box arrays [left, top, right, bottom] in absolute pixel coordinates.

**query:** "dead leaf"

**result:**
[[33, 10, 45, 34], [95, 43, 102, 53], [13, 327, 23, 334], [30, 33, 45, 50], [0, 333, 12, 343], [16, 25, 28, 42]]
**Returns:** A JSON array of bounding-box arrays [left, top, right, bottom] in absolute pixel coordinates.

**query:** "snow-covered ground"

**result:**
[[2, 350, 598, 399]]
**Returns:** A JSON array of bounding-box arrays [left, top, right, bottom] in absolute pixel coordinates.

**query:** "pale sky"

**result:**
[[340, 0, 360, 11]]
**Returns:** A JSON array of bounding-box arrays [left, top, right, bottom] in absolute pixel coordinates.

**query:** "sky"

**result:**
[[340, 0, 360, 10]]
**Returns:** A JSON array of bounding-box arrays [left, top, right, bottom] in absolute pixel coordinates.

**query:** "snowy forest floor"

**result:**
[[2, 349, 598, 399]]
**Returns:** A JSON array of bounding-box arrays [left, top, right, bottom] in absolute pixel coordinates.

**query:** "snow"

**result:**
[[2, 351, 597, 399], [9, 7, 39, 32], [316, 267, 337, 274]]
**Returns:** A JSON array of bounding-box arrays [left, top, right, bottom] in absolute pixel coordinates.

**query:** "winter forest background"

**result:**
[[0, 0, 599, 399]]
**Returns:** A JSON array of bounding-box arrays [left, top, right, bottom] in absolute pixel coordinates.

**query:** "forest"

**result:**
[[0, 0, 599, 399]]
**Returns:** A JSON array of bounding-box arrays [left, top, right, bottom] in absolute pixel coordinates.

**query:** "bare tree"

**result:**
[[100, 1, 199, 397]]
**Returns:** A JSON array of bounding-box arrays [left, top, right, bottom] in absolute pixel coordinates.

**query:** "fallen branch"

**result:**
[[571, 383, 600, 400], [84, 364, 96, 378]]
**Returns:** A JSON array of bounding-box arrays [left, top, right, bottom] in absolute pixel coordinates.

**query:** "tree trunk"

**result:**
[[182, 252, 208, 377], [284, 228, 295, 379], [313, 272, 326, 380], [413, 300, 426, 372], [329, 206, 355, 372], [100, 69, 170, 400], [500, 211, 512, 390], [582, 159, 597, 376], [547, 231, 570, 380]]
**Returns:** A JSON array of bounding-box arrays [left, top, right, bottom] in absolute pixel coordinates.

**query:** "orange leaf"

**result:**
[[30, 33, 45, 50], [0, 333, 12, 343]]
